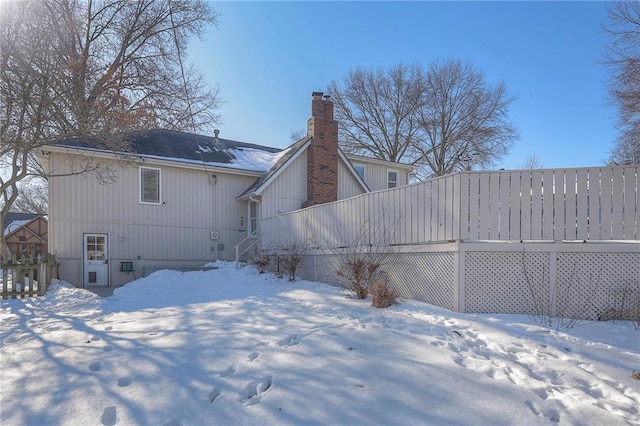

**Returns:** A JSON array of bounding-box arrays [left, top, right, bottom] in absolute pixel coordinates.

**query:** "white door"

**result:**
[[83, 233, 109, 286]]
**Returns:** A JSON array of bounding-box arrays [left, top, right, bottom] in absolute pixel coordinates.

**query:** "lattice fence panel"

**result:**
[[385, 252, 456, 311], [296, 251, 456, 311], [464, 251, 550, 314], [556, 252, 640, 320]]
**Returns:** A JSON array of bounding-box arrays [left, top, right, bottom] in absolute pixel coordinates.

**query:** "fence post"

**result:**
[[1, 266, 7, 299], [39, 262, 46, 296]]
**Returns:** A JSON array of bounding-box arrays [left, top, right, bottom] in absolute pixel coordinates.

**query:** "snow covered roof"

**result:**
[[3, 213, 45, 236], [53, 129, 285, 173], [239, 136, 311, 198]]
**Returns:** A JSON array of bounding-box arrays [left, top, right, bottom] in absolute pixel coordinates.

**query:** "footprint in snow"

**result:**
[[208, 387, 221, 403], [105, 326, 113, 331], [100, 406, 117, 426], [89, 361, 102, 372], [533, 387, 549, 400], [278, 334, 301, 347], [117, 377, 131, 387], [220, 366, 235, 377], [248, 352, 259, 362], [239, 376, 273, 406], [543, 408, 561, 423], [524, 400, 541, 416]]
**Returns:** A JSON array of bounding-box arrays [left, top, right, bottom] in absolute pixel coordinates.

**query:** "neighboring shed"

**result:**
[[3, 214, 48, 262]]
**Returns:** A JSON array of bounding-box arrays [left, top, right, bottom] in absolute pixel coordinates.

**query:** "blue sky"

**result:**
[[189, 1, 614, 170]]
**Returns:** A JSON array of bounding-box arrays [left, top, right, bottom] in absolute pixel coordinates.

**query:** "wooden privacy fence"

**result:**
[[261, 165, 639, 248], [1, 255, 58, 299]]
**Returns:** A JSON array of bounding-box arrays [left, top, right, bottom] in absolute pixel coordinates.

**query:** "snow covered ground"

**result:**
[[1, 262, 638, 425]]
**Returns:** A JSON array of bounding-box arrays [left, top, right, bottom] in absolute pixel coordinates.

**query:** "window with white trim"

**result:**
[[140, 167, 161, 204], [387, 170, 398, 188], [354, 164, 365, 179], [248, 201, 258, 236]]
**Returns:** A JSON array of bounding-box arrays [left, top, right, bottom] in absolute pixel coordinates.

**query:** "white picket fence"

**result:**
[[261, 165, 639, 248]]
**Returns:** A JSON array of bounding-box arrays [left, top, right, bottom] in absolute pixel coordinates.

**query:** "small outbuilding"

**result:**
[[3, 213, 48, 262]]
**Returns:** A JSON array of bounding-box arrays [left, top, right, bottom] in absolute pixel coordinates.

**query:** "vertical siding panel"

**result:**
[[589, 168, 603, 240], [498, 172, 510, 240], [530, 170, 543, 239], [489, 173, 500, 240], [633, 166, 639, 240], [459, 173, 470, 240], [565, 170, 578, 240], [542, 170, 555, 240], [378, 190, 388, 244], [402, 186, 410, 244], [623, 166, 637, 239], [409, 185, 418, 243], [508, 171, 521, 240], [478, 173, 491, 240], [437, 178, 446, 240], [600, 167, 613, 240], [553, 170, 566, 241], [467, 173, 480, 240], [611, 167, 624, 239], [419, 182, 428, 243], [576, 169, 589, 239], [392, 188, 401, 244], [443, 176, 452, 240], [520, 170, 533, 240], [451, 174, 461, 241]]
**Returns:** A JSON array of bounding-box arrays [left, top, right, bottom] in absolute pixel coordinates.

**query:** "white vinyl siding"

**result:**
[[344, 155, 411, 192], [48, 152, 259, 285], [260, 151, 308, 218], [140, 167, 161, 204], [338, 159, 366, 200]]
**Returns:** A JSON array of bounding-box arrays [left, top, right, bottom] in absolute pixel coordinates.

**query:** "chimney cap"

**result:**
[[312, 91, 324, 98], [323, 94, 331, 100]]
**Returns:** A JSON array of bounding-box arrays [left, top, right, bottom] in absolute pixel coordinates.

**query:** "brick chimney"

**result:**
[[302, 92, 338, 208]]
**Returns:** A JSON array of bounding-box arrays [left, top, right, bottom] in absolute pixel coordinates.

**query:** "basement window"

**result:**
[[140, 167, 161, 204]]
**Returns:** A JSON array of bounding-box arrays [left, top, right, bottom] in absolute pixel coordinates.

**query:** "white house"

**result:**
[[41, 92, 413, 287]]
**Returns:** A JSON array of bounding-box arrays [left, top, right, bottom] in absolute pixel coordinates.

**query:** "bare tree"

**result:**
[[522, 154, 544, 170], [327, 63, 425, 164], [13, 178, 48, 215], [289, 128, 307, 143], [416, 60, 518, 177], [0, 0, 221, 259], [328, 61, 518, 178], [603, 1, 640, 164]]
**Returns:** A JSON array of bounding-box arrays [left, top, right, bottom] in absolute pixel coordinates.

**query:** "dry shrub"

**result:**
[[371, 279, 397, 308], [337, 258, 382, 299], [252, 253, 271, 274], [278, 242, 307, 281]]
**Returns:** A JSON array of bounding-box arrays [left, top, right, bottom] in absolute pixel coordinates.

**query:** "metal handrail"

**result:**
[[234, 229, 260, 269]]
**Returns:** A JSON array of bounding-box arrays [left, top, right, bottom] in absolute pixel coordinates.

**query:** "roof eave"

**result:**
[[237, 138, 312, 201], [42, 145, 265, 177]]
